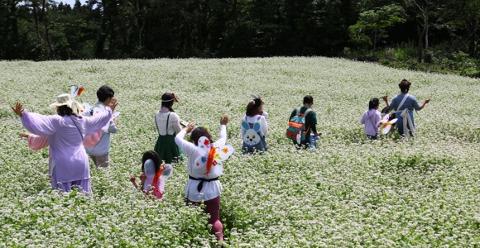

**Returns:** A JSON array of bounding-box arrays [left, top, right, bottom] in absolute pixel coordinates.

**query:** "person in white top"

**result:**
[[175, 115, 234, 241], [240, 97, 268, 153], [154, 93, 182, 163]]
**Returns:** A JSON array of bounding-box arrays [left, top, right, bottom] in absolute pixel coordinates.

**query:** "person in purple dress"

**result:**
[[12, 93, 117, 194]]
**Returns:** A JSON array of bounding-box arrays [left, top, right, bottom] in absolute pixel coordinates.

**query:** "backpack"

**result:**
[[286, 107, 312, 144], [241, 116, 266, 153]]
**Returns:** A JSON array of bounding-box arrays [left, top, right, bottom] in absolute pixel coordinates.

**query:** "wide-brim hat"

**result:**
[[50, 93, 84, 114], [50, 93, 74, 108]]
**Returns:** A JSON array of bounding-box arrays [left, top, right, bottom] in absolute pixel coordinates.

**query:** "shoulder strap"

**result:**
[[166, 113, 171, 133], [70, 116, 84, 141], [155, 113, 161, 135], [304, 108, 312, 117], [296, 107, 302, 116], [397, 94, 409, 111]]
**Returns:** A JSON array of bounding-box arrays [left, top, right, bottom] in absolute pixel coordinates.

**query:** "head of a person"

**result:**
[[399, 79, 411, 94], [190, 127, 212, 146], [51, 93, 79, 116], [303, 95, 314, 107], [161, 92, 178, 112], [141, 150, 161, 173], [57, 105, 74, 116], [368, 98, 380, 110], [246, 97, 264, 116], [97, 85, 115, 105]]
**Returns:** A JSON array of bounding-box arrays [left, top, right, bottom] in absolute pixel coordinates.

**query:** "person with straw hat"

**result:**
[[11, 93, 117, 194], [154, 92, 182, 164]]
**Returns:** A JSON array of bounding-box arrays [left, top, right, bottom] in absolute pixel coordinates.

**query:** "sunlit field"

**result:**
[[1, 57, 479, 246]]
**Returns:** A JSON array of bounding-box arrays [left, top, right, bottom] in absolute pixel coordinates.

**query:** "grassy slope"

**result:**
[[0, 57, 479, 247]]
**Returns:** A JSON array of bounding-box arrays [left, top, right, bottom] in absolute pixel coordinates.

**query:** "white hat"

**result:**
[[50, 93, 83, 114]]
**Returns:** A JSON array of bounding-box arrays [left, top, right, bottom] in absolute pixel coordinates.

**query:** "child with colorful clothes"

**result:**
[[130, 150, 173, 200], [175, 115, 234, 241]]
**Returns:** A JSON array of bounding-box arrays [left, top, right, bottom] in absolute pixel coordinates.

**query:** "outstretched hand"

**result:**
[[19, 132, 29, 139], [424, 98, 431, 104], [381, 95, 388, 102], [11, 102, 24, 117], [220, 114, 229, 125]]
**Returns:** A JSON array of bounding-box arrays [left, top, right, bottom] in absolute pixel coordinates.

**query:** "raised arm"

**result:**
[[214, 115, 229, 147], [415, 98, 430, 111], [84, 108, 113, 134], [175, 123, 198, 158], [21, 112, 58, 136], [214, 125, 227, 147], [382, 96, 390, 107]]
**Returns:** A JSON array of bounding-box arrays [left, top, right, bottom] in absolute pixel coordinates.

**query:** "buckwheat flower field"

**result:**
[[1, 57, 479, 247]]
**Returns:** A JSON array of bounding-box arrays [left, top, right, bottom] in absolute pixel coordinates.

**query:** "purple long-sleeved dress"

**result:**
[[21, 109, 112, 193]]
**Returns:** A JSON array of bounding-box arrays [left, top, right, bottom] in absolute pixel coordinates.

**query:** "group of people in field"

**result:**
[[11, 78, 429, 241], [360, 79, 430, 140]]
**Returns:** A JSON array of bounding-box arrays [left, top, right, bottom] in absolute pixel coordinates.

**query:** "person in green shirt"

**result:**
[[289, 95, 319, 148]]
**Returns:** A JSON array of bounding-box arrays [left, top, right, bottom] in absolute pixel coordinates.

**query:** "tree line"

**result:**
[[0, 0, 479, 63]]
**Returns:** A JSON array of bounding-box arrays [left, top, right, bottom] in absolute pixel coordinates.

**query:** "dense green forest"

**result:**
[[1, 0, 479, 76]]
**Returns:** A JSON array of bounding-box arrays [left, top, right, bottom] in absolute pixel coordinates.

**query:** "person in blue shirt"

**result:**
[[383, 79, 430, 137], [85, 85, 118, 167]]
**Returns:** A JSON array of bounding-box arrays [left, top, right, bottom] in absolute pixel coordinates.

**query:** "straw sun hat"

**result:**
[[50, 93, 84, 114]]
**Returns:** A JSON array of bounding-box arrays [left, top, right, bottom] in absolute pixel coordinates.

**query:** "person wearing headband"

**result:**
[[154, 92, 182, 163], [11, 93, 117, 194]]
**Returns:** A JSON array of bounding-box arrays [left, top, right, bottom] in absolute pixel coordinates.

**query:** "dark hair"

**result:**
[[399, 79, 411, 93], [141, 150, 161, 173], [368, 98, 380, 110], [303, 95, 314, 105], [97, 85, 115, 103], [57, 105, 74, 116], [161, 93, 176, 112], [190, 127, 212, 146], [246, 97, 264, 116]]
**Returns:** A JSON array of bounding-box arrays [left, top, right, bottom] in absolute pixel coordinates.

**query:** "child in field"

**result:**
[[241, 96, 268, 153], [154, 93, 183, 163], [130, 151, 173, 200], [85, 85, 118, 168], [286, 95, 319, 149], [360, 98, 381, 140], [175, 115, 234, 241]]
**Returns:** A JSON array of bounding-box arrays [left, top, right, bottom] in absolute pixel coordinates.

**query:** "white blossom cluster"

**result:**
[[0, 57, 479, 247]]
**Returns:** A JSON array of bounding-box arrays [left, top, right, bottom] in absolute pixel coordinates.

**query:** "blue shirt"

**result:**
[[85, 102, 118, 156], [390, 93, 421, 112]]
